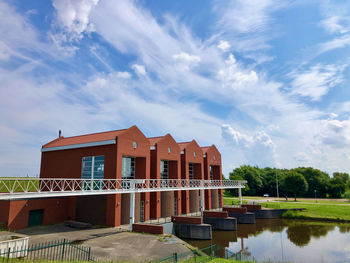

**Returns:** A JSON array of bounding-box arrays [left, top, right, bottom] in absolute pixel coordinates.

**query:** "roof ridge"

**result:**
[[58, 128, 128, 140], [148, 135, 165, 139]]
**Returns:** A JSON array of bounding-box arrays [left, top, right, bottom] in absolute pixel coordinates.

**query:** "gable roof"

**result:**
[[148, 136, 164, 146], [201, 146, 210, 153], [177, 142, 191, 150], [43, 128, 128, 149]]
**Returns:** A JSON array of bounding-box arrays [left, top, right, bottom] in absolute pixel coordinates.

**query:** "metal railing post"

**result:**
[[61, 239, 66, 261], [7, 247, 11, 262]]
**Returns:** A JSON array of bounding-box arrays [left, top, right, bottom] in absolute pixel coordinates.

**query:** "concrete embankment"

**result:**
[[172, 216, 212, 240]]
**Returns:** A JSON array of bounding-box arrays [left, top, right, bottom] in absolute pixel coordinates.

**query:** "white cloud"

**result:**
[[213, 0, 288, 59], [131, 64, 146, 76], [289, 64, 346, 101], [0, 42, 10, 61], [115, 71, 131, 79], [172, 52, 200, 70], [217, 40, 230, 51], [319, 1, 350, 35], [218, 54, 259, 89], [294, 152, 310, 163], [52, 0, 99, 40], [221, 124, 277, 167], [320, 16, 350, 34], [317, 34, 350, 55], [317, 117, 350, 148]]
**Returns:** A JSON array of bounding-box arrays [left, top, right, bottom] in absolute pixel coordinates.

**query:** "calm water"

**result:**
[[185, 219, 350, 263]]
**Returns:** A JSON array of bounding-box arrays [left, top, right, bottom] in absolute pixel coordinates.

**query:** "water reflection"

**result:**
[[186, 219, 350, 263]]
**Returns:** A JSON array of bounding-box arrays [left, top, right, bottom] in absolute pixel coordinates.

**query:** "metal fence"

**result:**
[[157, 244, 218, 263], [0, 239, 98, 262]]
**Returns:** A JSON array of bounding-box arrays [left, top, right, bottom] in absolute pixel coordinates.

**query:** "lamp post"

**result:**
[[314, 189, 317, 203], [276, 172, 280, 207]]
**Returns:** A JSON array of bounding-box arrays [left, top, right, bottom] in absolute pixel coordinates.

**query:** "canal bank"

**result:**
[[261, 201, 350, 223], [185, 218, 350, 263]]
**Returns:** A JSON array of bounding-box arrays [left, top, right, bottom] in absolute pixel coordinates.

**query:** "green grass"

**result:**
[[290, 199, 350, 205], [223, 198, 248, 205], [207, 259, 253, 263], [261, 201, 350, 221]]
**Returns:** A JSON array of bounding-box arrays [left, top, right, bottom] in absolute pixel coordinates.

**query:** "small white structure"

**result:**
[[0, 234, 29, 258]]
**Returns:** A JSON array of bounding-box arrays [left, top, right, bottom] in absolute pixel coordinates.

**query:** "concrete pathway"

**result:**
[[6, 224, 191, 262]]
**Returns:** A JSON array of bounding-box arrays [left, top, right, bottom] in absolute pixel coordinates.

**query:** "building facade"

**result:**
[[0, 125, 223, 230]]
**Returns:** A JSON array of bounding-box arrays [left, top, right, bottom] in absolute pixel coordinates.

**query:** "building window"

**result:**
[[193, 152, 196, 157], [213, 155, 216, 160], [168, 147, 171, 153], [133, 141, 137, 149], [189, 163, 194, 180], [122, 157, 135, 179], [160, 160, 169, 180], [210, 165, 214, 180], [81, 156, 104, 190]]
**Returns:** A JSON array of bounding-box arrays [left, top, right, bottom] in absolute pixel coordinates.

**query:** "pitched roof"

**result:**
[[201, 146, 210, 153], [148, 136, 164, 146], [43, 129, 127, 148], [177, 141, 191, 150]]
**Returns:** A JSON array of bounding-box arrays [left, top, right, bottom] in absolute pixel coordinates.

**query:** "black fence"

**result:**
[[0, 239, 98, 262], [157, 244, 218, 263]]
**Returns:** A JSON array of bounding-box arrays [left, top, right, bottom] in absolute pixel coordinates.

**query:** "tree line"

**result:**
[[227, 165, 350, 199]]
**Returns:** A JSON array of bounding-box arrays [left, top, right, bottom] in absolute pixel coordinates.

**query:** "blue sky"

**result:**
[[1, 0, 350, 177]]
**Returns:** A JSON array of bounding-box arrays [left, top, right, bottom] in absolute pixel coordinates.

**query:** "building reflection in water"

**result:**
[[186, 219, 350, 263]]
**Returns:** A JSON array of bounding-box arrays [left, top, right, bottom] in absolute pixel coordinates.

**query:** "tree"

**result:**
[[293, 167, 330, 198], [328, 176, 346, 198], [230, 165, 262, 196], [281, 171, 308, 201]]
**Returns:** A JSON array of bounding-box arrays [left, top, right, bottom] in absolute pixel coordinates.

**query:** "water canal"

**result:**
[[185, 219, 350, 263]]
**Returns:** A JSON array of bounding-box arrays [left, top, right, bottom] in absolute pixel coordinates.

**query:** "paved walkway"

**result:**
[[8, 224, 191, 262]]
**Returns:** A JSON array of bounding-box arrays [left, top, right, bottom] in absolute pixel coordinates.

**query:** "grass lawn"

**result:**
[[261, 201, 350, 221], [291, 199, 350, 205], [223, 198, 248, 205]]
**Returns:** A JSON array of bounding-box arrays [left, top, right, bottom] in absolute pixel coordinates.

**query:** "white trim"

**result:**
[[42, 140, 116, 152]]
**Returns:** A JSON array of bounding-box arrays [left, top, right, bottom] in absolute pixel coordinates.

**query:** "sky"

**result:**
[[0, 0, 350, 177]]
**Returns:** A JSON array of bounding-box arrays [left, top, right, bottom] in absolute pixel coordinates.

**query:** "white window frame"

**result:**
[[122, 156, 136, 179], [81, 155, 104, 190]]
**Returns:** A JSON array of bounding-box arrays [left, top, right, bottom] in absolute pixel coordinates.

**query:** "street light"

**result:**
[[276, 172, 280, 207], [314, 189, 317, 203]]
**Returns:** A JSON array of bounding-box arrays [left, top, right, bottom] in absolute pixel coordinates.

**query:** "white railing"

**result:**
[[0, 178, 246, 200]]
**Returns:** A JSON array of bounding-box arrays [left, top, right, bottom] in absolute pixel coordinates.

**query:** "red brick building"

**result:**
[[0, 126, 223, 230], [178, 140, 204, 214]]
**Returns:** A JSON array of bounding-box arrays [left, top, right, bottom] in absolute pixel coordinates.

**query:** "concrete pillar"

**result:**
[[161, 191, 174, 217], [238, 188, 242, 205], [200, 189, 205, 215], [211, 189, 219, 209], [129, 192, 135, 231], [189, 190, 199, 212]]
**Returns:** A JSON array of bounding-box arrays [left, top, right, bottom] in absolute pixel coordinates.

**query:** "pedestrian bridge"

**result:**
[[0, 178, 246, 200]]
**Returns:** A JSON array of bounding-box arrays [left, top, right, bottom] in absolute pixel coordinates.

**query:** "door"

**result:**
[[28, 209, 43, 227]]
